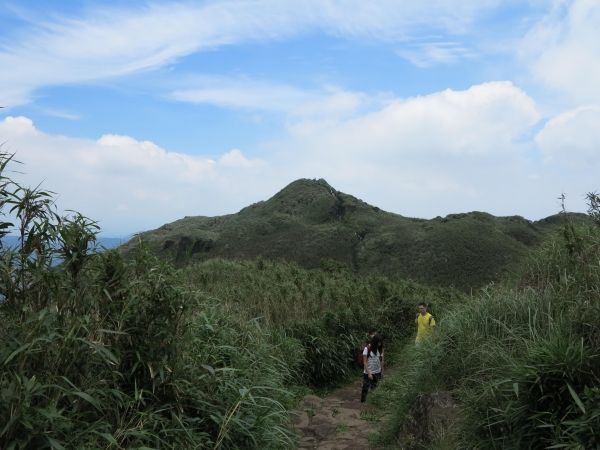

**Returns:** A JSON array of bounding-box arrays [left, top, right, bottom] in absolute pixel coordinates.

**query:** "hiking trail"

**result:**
[[291, 376, 382, 450]]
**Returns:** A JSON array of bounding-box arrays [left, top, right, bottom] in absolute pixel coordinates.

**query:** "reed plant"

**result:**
[[372, 208, 600, 449], [183, 257, 460, 385], [0, 152, 298, 449]]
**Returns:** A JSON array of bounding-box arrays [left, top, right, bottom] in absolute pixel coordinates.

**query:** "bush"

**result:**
[[372, 206, 600, 449], [183, 257, 459, 386], [0, 152, 296, 449]]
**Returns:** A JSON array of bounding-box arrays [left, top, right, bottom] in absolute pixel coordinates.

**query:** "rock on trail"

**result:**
[[291, 377, 380, 450]]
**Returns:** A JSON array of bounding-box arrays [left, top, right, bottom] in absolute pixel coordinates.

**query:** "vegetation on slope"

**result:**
[[371, 199, 600, 449], [0, 152, 451, 449], [183, 257, 460, 384], [0, 153, 302, 449], [127, 178, 588, 290], [4, 147, 599, 450]]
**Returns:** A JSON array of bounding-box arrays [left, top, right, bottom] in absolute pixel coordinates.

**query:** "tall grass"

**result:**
[[183, 257, 461, 385], [373, 212, 600, 449], [0, 152, 299, 449], [0, 150, 460, 449]]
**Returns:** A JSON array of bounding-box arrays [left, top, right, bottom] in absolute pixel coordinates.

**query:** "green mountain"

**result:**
[[125, 178, 587, 289]]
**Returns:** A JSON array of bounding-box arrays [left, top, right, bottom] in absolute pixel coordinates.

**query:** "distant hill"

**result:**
[[122, 178, 589, 289], [1, 236, 128, 250]]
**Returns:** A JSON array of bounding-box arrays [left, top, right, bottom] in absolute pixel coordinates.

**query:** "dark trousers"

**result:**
[[361, 372, 381, 402]]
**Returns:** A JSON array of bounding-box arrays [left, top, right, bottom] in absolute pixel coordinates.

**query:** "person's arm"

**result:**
[[363, 350, 372, 380]]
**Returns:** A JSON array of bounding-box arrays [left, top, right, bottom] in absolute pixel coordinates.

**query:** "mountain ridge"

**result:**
[[124, 178, 588, 289]]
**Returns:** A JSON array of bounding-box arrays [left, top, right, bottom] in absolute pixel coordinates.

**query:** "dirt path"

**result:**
[[291, 377, 381, 450]]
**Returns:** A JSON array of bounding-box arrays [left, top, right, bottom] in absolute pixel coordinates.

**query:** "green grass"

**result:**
[[0, 152, 299, 450], [370, 216, 600, 449], [0, 152, 452, 449], [334, 423, 350, 432], [4, 147, 598, 450], [181, 256, 460, 386]]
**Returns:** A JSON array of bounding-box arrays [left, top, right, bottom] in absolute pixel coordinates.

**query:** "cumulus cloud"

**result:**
[[0, 0, 504, 106], [289, 81, 540, 159], [536, 105, 600, 166], [520, 0, 600, 102], [280, 81, 594, 219], [0, 116, 267, 234], [1, 81, 596, 235]]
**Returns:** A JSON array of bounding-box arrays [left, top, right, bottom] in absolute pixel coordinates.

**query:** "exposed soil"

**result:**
[[291, 377, 381, 450]]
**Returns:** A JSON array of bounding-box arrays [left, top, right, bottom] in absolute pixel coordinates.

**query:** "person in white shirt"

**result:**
[[361, 333, 383, 403], [368, 328, 385, 370]]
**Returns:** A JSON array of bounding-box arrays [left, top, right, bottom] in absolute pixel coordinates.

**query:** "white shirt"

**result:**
[[363, 346, 382, 374]]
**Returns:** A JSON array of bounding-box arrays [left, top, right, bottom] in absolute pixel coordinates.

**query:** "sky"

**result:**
[[1, 0, 599, 236]]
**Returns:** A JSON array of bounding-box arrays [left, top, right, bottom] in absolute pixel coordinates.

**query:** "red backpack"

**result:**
[[357, 344, 371, 367]]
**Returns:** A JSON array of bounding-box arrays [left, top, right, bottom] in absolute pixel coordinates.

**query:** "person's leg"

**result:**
[[361, 374, 370, 403], [371, 372, 381, 390]]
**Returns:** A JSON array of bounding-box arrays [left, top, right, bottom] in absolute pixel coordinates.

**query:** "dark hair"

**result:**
[[368, 334, 383, 357], [368, 328, 377, 335], [418, 302, 427, 308]]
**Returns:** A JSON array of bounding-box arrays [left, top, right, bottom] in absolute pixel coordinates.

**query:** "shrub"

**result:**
[[0, 152, 296, 450]]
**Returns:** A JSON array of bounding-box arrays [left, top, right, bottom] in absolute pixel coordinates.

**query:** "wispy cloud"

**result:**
[[170, 76, 316, 112], [0, 0, 504, 106], [38, 108, 80, 120], [397, 42, 476, 67], [169, 75, 385, 118], [520, 0, 600, 102]]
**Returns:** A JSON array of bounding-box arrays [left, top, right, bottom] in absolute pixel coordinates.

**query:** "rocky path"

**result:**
[[291, 377, 381, 450]]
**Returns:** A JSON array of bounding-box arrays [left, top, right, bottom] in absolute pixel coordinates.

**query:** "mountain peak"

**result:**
[[124, 180, 589, 290]]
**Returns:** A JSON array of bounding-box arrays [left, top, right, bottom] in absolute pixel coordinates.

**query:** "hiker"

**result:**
[[361, 333, 383, 403], [415, 302, 436, 347], [367, 328, 385, 371]]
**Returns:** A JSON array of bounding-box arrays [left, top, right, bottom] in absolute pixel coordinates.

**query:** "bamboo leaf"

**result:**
[[47, 437, 66, 450], [567, 383, 586, 414], [73, 391, 102, 411], [4, 343, 32, 364]]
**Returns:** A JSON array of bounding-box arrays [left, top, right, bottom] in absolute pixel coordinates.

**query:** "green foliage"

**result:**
[[183, 257, 459, 386], [586, 191, 600, 227], [372, 202, 600, 449], [124, 179, 588, 290], [0, 152, 296, 450], [487, 335, 600, 449]]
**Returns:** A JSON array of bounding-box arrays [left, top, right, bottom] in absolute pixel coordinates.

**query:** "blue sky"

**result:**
[[1, 0, 599, 236]]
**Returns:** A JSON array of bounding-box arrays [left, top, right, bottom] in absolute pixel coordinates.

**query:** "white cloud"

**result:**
[[0, 116, 267, 234], [170, 76, 383, 118], [536, 105, 600, 165], [1, 81, 596, 236], [278, 81, 594, 219], [397, 42, 476, 67], [520, 0, 600, 102], [0, 0, 504, 106], [170, 77, 315, 111], [288, 81, 540, 159]]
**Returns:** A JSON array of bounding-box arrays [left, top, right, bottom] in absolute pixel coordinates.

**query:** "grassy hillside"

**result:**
[[0, 152, 454, 449], [370, 214, 600, 449], [126, 178, 587, 289], [4, 148, 598, 450]]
